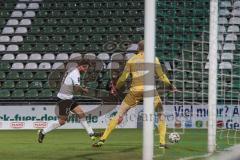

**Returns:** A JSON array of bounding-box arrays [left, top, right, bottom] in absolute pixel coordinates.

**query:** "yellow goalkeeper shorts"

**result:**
[[117, 88, 162, 117]]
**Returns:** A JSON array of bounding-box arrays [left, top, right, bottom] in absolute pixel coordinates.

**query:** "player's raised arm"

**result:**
[[73, 62, 89, 94], [69, 68, 88, 94], [115, 61, 131, 90], [155, 58, 176, 91]]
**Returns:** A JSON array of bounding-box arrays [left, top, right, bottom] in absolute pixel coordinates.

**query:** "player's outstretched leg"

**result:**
[[89, 132, 103, 141], [92, 116, 121, 147], [38, 129, 45, 143], [80, 117, 103, 141], [73, 106, 103, 141], [37, 117, 66, 143], [158, 112, 168, 149], [93, 101, 129, 147], [155, 97, 169, 149]]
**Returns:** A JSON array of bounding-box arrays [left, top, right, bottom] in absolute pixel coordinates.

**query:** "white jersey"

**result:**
[[57, 68, 80, 100]]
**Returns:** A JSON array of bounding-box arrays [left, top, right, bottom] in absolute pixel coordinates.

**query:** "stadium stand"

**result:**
[[0, 0, 214, 103]]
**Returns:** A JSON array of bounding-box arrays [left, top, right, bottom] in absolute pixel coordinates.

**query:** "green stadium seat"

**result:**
[[60, 43, 72, 52], [20, 72, 33, 80], [46, 44, 59, 52], [97, 18, 108, 25], [11, 89, 24, 98], [52, 2, 62, 9], [104, 35, 116, 41], [25, 35, 37, 42], [42, 26, 53, 34], [52, 35, 63, 42], [2, 80, 15, 89], [69, 26, 79, 34], [48, 71, 61, 80], [16, 80, 29, 89], [0, 71, 6, 80], [175, 72, 184, 80], [60, 18, 70, 25], [65, 35, 75, 42], [7, 71, 19, 80], [39, 35, 50, 42], [193, 63, 203, 70], [4, 2, 15, 9], [96, 26, 106, 33], [47, 18, 58, 25], [41, 3, 52, 9], [34, 72, 48, 80], [64, 10, 74, 17], [51, 10, 62, 17], [0, 18, 6, 25], [33, 18, 45, 25], [55, 26, 66, 34], [109, 26, 119, 33], [25, 89, 38, 98], [37, 10, 48, 17], [92, 35, 103, 42], [43, 81, 57, 89], [32, 43, 46, 52], [0, 11, 10, 17], [19, 43, 32, 52], [0, 90, 10, 98], [0, 62, 10, 70], [29, 81, 43, 89], [29, 26, 41, 34], [72, 18, 82, 25], [77, 35, 89, 42], [88, 44, 101, 51], [85, 18, 96, 25], [82, 26, 92, 33], [39, 89, 53, 98], [131, 34, 143, 41]]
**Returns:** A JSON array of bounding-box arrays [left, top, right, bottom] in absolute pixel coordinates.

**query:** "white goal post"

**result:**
[[208, 0, 218, 153], [143, 0, 156, 159], [143, 0, 219, 158]]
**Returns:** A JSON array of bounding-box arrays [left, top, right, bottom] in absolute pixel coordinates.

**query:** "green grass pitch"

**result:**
[[0, 129, 237, 160]]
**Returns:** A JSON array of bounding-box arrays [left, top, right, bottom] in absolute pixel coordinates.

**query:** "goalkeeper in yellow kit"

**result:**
[[93, 40, 176, 148]]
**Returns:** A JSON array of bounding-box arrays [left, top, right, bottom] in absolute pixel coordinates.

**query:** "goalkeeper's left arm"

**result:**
[[155, 58, 176, 91], [115, 62, 130, 90]]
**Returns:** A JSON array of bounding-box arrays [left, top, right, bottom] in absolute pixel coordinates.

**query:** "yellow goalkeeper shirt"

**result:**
[[116, 51, 171, 91]]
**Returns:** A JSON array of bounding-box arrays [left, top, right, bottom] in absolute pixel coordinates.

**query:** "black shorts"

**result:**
[[56, 98, 79, 116]]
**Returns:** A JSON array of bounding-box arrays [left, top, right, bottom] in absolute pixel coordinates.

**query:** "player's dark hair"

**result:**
[[78, 59, 91, 66]]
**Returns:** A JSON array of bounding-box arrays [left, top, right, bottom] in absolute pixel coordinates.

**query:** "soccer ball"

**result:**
[[168, 132, 181, 143]]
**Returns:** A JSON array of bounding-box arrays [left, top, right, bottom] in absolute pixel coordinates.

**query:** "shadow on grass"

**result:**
[[55, 146, 141, 160]]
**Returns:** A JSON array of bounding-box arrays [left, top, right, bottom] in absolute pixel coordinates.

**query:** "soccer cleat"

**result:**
[[89, 132, 103, 141], [159, 144, 169, 149], [38, 129, 45, 143], [92, 139, 105, 147]]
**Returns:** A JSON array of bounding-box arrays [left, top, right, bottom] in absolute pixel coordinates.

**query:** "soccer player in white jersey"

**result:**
[[38, 59, 102, 143]]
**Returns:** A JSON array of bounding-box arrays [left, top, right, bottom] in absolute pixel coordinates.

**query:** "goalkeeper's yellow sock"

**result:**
[[100, 117, 118, 141], [158, 120, 166, 145]]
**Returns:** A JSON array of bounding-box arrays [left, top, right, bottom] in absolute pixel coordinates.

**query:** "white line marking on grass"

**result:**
[[178, 153, 213, 160]]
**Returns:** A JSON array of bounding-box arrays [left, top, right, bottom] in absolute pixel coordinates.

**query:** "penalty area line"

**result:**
[[178, 153, 213, 160]]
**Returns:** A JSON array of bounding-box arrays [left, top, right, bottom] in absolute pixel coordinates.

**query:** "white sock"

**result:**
[[42, 121, 61, 135], [80, 118, 94, 135]]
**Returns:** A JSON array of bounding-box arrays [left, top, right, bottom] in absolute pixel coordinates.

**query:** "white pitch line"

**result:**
[[178, 153, 213, 160]]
